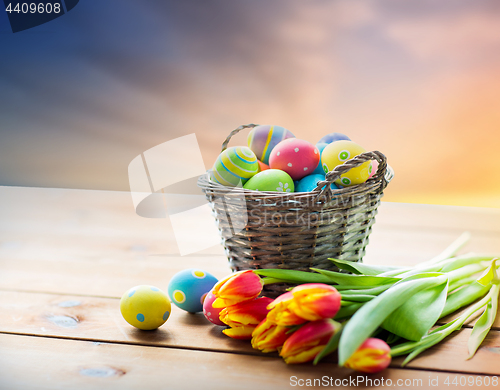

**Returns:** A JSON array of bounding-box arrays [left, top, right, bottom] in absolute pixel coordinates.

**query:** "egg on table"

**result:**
[[168, 269, 218, 313], [202, 289, 225, 325], [321, 141, 371, 187], [247, 125, 295, 165], [120, 285, 171, 330], [209, 146, 259, 187], [243, 169, 294, 192], [295, 173, 340, 193], [317, 132, 351, 144], [269, 139, 320, 181]]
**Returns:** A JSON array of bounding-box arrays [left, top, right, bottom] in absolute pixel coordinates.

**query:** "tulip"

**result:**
[[212, 270, 263, 308], [220, 297, 273, 340], [344, 338, 391, 373], [251, 318, 291, 353], [266, 284, 341, 326], [266, 291, 307, 326], [280, 319, 341, 364]]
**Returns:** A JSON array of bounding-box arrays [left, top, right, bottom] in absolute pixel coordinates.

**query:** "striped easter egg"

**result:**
[[209, 146, 259, 187], [247, 125, 295, 165]]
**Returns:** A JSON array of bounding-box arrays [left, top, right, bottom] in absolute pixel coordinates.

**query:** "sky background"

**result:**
[[1, 0, 499, 207]]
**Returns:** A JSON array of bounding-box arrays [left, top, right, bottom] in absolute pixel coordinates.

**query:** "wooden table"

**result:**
[[0, 185, 499, 389]]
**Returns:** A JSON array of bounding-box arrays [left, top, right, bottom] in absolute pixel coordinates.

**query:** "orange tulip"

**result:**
[[251, 318, 291, 353], [212, 270, 263, 308], [344, 338, 391, 373], [266, 284, 341, 326], [280, 319, 341, 364], [220, 297, 273, 340]]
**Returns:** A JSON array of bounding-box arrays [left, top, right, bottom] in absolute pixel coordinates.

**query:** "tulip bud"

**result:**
[[220, 297, 273, 340], [280, 319, 341, 364], [266, 284, 341, 326], [344, 338, 391, 373], [212, 270, 263, 308], [251, 318, 291, 353]]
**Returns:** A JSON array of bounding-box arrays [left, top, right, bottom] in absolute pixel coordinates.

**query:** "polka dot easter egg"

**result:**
[[295, 173, 339, 193], [243, 169, 294, 192], [120, 285, 171, 330], [247, 125, 295, 165], [168, 269, 218, 313], [210, 146, 259, 187], [321, 140, 371, 187], [202, 289, 225, 326], [317, 132, 351, 144], [269, 138, 320, 181]]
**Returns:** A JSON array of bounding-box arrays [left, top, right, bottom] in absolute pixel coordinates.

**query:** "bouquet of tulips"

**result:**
[[208, 233, 499, 373]]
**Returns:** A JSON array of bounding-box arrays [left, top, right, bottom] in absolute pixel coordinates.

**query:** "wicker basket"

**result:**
[[198, 124, 394, 296]]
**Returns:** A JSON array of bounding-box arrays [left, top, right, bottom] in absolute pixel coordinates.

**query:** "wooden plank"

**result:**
[[1, 291, 499, 375], [0, 333, 495, 390], [0, 290, 257, 355]]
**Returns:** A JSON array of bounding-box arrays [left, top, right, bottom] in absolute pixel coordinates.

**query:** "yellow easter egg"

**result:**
[[321, 141, 370, 186], [120, 285, 171, 330]]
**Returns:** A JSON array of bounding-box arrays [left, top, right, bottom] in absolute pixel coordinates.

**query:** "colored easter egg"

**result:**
[[120, 285, 171, 330], [210, 146, 259, 187], [168, 269, 218, 313], [257, 160, 270, 172], [312, 142, 328, 174], [202, 289, 225, 326], [295, 174, 340, 193], [369, 160, 379, 178], [269, 139, 320, 181], [243, 169, 294, 192], [318, 132, 351, 144], [247, 125, 295, 165], [321, 141, 370, 187]]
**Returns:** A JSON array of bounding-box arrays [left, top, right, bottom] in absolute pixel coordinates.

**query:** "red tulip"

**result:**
[[251, 318, 291, 353], [344, 338, 391, 373], [280, 319, 341, 364], [212, 270, 263, 308], [220, 297, 273, 340]]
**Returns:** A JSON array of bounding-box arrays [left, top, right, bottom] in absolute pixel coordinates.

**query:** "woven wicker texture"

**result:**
[[198, 124, 393, 295]]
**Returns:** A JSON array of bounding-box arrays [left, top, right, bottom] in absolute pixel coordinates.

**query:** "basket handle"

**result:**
[[221, 124, 259, 153], [313, 151, 388, 201]]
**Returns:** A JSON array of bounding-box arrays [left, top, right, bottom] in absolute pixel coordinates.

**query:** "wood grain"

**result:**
[[1, 290, 499, 375], [0, 333, 495, 390]]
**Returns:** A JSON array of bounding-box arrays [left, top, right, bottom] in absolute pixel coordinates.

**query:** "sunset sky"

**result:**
[[1, 0, 499, 207]]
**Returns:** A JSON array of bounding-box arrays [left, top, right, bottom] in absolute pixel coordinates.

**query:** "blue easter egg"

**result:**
[[295, 174, 339, 193], [167, 269, 218, 313], [312, 142, 328, 174], [318, 132, 351, 144]]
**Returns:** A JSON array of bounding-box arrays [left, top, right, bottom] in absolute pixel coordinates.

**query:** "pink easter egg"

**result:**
[[369, 160, 379, 178], [202, 290, 225, 326], [269, 139, 320, 181]]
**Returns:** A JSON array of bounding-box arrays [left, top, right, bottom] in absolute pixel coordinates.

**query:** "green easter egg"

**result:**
[[210, 146, 259, 187], [243, 169, 294, 192]]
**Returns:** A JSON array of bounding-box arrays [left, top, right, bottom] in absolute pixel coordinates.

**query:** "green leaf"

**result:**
[[338, 273, 448, 366], [335, 303, 363, 319], [311, 268, 400, 286], [468, 283, 499, 359], [329, 258, 405, 276], [440, 282, 490, 318], [382, 279, 448, 341], [313, 322, 345, 365], [339, 294, 376, 303], [253, 269, 334, 284], [477, 259, 499, 286]]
